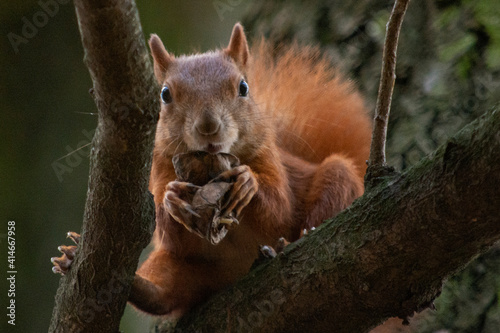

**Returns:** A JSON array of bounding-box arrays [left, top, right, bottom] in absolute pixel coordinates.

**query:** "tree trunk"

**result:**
[[168, 108, 500, 332], [48, 0, 158, 332]]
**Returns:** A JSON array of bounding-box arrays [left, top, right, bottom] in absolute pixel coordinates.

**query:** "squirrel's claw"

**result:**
[[51, 252, 74, 275], [257, 237, 290, 262], [58, 245, 76, 260], [52, 232, 80, 276], [218, 165, 258, 218], [67, 231, 81, 244], [259, 245, 278, 259], [165, 181, 203, 231]]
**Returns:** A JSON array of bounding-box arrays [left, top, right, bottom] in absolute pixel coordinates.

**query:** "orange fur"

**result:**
[[249, 41, 371, 178], [129, 23, 372, 317]]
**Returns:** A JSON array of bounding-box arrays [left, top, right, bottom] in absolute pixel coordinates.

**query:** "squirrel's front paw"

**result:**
[[216, 165, 258, 218], [164, 181, 202, 233], [51, 231, 80, 275]]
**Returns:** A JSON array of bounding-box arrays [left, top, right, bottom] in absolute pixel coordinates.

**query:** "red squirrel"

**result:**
[[53, 23, 372, 319]]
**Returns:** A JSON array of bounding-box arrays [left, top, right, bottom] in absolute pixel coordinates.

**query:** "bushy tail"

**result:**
[[248, 41, 372, 177]]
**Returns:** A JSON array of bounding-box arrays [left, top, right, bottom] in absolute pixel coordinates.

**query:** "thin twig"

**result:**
[[368, 0, 411, 169]]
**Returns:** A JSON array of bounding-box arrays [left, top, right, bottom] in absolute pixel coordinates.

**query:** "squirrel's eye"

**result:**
[[161, 86, 172, 104], [238, 79, 249, 97]]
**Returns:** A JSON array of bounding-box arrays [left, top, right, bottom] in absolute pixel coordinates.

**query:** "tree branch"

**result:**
[[367, 0, 411, 181], [168, 108, 500, 332], [49, 0, 158, 332]]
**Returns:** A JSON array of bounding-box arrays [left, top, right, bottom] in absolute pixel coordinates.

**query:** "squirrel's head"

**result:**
[[149, 23, 265, 159]]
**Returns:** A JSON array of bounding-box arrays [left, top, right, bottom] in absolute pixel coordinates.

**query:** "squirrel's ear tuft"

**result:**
[[224, 23, 249, 69], [149, 34, 174, 83]]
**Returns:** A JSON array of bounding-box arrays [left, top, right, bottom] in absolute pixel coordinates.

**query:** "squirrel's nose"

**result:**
[[195, 115, 221, 136]]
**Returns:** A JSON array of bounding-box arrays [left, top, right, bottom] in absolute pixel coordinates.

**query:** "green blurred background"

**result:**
[[2, 0, 500, 332]]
